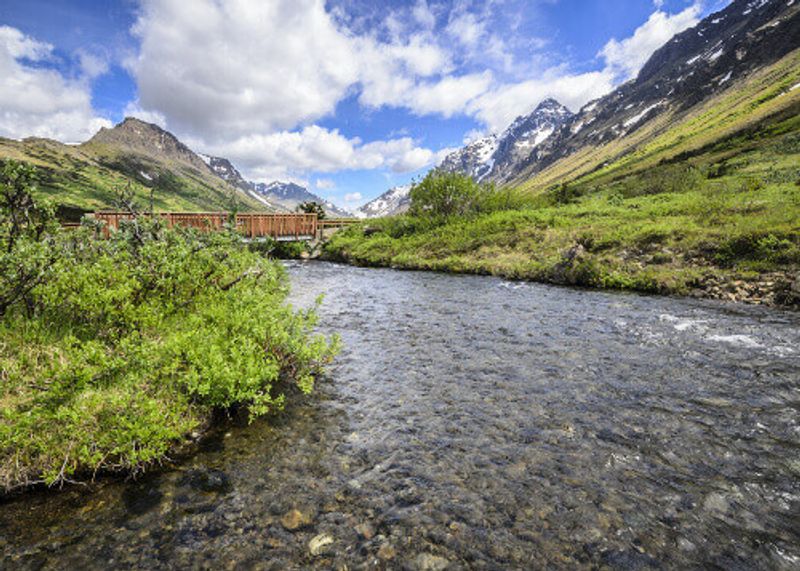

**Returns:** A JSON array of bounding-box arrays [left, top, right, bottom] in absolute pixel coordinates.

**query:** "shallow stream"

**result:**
[[2, 262, 799, 569]]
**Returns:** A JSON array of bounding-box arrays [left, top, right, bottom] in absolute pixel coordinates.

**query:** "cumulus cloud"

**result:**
[[130, 0, 359, 138], [344, 192, 362, 203], [129, 0, 476, 179], [128, 0, 705, 179], [192, 125, 441, 182], [315, 178, 336, 190], [130, 0, 486, 137], [0, 26, 111, 142], [600, 5, 701, 81]]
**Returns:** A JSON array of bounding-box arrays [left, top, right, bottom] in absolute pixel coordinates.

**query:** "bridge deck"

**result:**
[[91, 212, 356, 240]]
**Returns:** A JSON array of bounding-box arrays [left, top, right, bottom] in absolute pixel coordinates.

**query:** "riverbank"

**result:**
[[0, 165, 339, 494], [323, 127, 800, 309], [324, 232, 800, 308]]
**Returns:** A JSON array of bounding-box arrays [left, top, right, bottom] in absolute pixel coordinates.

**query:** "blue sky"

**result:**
[[1, 0, 728, 209]]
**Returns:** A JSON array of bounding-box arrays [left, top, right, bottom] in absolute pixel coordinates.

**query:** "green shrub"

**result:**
[[714, 232, 800, 267], [620, 164, 705, 198], [550, 182, 582, 205], [0, 162, 339, 491], [409, 171, 484, 218]]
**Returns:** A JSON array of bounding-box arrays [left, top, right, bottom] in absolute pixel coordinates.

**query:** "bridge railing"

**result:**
[[91, 212, 319, 240], [317, 218, 360, 229]]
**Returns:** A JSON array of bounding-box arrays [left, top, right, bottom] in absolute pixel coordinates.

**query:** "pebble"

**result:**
[[308, 533, 334, 556], [377, 544, 397, 561], [280, 509, 313, 531], [355, 523, 375, 540], [414, 553, 450, 571]]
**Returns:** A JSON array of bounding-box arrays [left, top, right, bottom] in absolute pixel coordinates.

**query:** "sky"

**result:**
[[1, 0, 730, 209]]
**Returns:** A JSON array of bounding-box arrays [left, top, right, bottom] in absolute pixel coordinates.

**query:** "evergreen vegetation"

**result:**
[[0, 162, 339, 492]]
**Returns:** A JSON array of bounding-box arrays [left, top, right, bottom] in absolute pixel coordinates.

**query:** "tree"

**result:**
[[409, 171, 484, 218], [0, 161, 58, 316], [297, 201, 326, 219]]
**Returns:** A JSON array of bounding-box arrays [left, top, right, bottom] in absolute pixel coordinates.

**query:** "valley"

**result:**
[[1, 0, 799, 569]]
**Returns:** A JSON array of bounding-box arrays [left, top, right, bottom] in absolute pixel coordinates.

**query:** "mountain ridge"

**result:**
[[0, 118, 268, 212]]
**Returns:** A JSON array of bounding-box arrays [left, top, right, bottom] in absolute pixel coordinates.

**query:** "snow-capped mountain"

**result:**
[[438, 98, 573, 183], [198, 154, 248, 189], [438, 0, 799, 185], [198, 155, 352, 216], [355, 185, 412, 219], [507, 0, 800, 182], [490, 98, 574, 182], [438, 135, 498, 182], [251, 181, 353, 218]]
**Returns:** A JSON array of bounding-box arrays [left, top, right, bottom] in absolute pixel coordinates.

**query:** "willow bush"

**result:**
[[0, 161, 339, 491]]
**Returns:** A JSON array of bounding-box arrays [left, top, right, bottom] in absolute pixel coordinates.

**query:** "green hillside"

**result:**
[[0, 121, 267, 214]]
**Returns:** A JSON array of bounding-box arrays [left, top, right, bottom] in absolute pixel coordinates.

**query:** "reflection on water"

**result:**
[[2, 261, 799, 569]]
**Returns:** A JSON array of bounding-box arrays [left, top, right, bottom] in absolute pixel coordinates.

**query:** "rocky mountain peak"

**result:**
[[439, 97, 573, 183], [85, 117, 208, 172]]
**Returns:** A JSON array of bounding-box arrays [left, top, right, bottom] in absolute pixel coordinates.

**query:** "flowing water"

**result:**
[[2, 262, 799, 570]]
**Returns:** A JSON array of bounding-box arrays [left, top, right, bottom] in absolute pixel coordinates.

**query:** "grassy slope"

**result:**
[[0, 137, 266, 213], [325, 53, 800, 306]]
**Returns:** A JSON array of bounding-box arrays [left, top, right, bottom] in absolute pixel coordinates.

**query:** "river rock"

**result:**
[[377, 543, 397, 561], [355, 523, 375, 540], [414, 553, 450, 571], [180, 468, 232, 494], [280, 509, 313, 531], [308, 533, 334, 556]]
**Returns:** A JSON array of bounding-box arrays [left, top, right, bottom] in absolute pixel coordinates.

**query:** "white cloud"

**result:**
[[0, 26, 111, 142], [129, 0, 480, 178], [315, 178, 336, 190], [412, 0, 436, 30], [128, 0, 706, 180], [130, 0, 359, 138], [77, 49, 109, 79], [468, 70, 616, 133], [600, 5, 701, 81], [344, 192, 362, 203], [193, 125, 440, 182], [130, 0, 477, 138]]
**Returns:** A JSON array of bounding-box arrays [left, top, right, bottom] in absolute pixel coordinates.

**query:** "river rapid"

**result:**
[[2, 261, 799, 570]]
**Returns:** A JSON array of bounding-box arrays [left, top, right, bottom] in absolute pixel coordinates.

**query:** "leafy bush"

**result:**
[[410, 171, 485, 218], [550, 182, 582, 205], [409, 171, 535, 220], [714, 232, 800, 267], [0, 162, 58, 317], [619, 164, 705, 198], [0, 162, 339, 491]]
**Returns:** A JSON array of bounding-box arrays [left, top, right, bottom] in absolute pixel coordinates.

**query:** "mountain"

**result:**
[[251, 181, 353, 218], [438, 0, 800, 188], [438, 135, 498, 182], [490, 99, 574, 182], [196, 154, 353, 217], [0, 117, 267, 213], [198, 153, 249, 189], [439, 98, 573, 183], [86, 117, 209, 173], [355, 185, 412, 218], [197, 154, 279, 210], [511, 0, 800, 187]]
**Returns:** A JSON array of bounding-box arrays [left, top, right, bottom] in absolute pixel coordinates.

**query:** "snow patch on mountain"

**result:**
[[355, 185, 412, 219]]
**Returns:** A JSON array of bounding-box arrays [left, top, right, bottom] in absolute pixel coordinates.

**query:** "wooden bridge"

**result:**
[[91, 212, 357, 241]]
